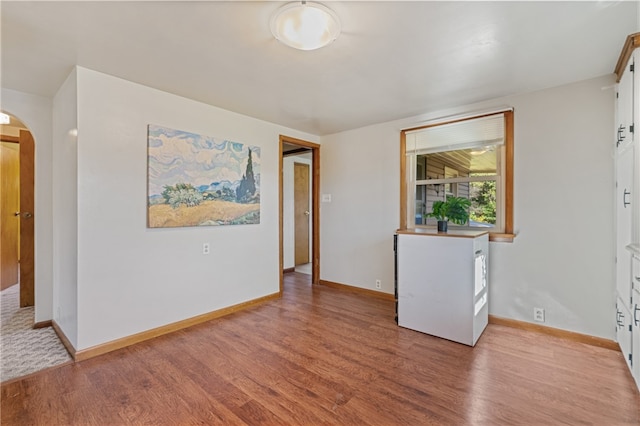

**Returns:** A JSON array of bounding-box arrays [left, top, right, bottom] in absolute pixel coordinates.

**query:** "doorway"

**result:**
[[294, 162, 310, 266], [0, 114, 35, 308], [279, 135, 320, 293], [0, 113, 71, 382]]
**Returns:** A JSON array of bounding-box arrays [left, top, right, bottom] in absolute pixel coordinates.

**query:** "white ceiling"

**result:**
[[1, 1, 636, 136]]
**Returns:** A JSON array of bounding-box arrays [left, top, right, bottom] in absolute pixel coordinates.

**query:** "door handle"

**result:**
[[14, 212, 20, 216], [634, 304, 639, 327], [22, 212, 33, 219], [617, 124, 626, 146], [304, 211, 310, 216], [623, 189, 631, 208], [617, 310, 625, 327]]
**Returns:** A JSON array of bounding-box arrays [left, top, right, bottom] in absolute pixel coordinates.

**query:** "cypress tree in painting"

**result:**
[[236, 148, 257, 203]]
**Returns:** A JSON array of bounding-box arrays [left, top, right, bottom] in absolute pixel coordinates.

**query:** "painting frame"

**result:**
[[147, 124, 260, 228]]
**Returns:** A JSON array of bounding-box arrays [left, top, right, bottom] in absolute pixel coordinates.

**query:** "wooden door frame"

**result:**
[[279, 135, 320, 292]]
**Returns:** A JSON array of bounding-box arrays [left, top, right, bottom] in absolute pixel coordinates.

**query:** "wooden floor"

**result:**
[[2, 272, 639, 425]]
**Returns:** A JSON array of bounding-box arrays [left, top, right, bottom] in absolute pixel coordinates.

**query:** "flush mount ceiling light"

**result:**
[[270, 1, 341, 51]]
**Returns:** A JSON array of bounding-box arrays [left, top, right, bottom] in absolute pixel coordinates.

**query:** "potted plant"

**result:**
[[426, 196, 471, 232]]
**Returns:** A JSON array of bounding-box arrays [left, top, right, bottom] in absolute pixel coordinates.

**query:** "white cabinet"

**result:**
[[615, 37, 640, 392], [617, 54, 634, 150], [616, 296, 633, 373], [632, 255, 640, 389], [617, 144, 635, 307], [633, 310, 640, 389], [395, 229, 489, 347]]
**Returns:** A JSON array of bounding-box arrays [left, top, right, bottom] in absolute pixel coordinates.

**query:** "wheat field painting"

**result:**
[[147, 125, 260, 228]]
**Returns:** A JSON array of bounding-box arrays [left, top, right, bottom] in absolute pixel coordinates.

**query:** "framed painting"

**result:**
[[147, 125, 260, 228]]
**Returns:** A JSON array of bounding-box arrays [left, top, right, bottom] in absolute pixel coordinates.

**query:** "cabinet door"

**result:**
[[634, 256, 640, 298], [617, 298, 633, 373], [633, 258, 640, 387], [617, 54, 634, 149], [632, 294, 640, 388], [616, 145, 635, 306]]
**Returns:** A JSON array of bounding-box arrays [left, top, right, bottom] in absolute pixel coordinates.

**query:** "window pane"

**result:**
[[425, 146, 498, 178], [469, 179, 497, 227], [444, 166, 458, 197], [419, 147, 498, 228], [415, 184, 428, 225], [415, 155, 426, 180]]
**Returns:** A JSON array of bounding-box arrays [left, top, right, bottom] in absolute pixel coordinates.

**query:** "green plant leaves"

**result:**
[[425, 196, 470, 225]]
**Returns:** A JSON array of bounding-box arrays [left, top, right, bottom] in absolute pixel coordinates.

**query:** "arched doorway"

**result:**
[[0, 111, 71, 382]]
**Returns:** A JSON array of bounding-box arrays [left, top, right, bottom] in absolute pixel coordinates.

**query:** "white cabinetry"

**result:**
[[632, 255, 640, 389], [395, 229, 489, 347], [615, 36, 640, 392], [617, 145, 635, 305], [617, 296, 633, 372]]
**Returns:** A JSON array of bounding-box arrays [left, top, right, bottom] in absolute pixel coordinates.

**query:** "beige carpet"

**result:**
[[0, 284, 72, 382]]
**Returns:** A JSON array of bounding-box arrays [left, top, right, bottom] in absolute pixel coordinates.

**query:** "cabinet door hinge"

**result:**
[[631, 63, 635, 73], [630, 124, 635, 133], [617, 92, 620, 98], [629, 353, 633, 365], [630, 324, 633, 332]]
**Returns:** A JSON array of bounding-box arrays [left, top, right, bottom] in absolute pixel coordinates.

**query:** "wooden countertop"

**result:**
[[396, 228, 489, 239]]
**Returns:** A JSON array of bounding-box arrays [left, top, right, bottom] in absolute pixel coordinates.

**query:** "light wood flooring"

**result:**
[[2, 272, 639, 425]]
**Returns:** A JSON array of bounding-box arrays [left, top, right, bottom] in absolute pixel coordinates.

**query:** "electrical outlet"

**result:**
[[534, 307, 545, 322], [203, 243, 210, 255], [375, 279, 381, 289]]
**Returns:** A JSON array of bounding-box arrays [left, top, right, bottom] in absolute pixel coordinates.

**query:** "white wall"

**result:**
[[283, 152, 312, 269], [67, 67, 317, 350], [320, 74, 616, 339], [320, 124, 400, 292], [0, 88, 54, 323], [52, 69, 79, 346]]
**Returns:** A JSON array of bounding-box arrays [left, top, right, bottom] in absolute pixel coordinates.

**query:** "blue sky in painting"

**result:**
[[147, 125, 261, 197]]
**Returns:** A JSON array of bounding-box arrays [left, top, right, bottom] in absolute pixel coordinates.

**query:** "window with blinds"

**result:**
[[401, 111, 514, 236]]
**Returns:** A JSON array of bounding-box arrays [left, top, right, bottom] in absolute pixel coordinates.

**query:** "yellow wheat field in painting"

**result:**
[[148, 200, 260, 228]]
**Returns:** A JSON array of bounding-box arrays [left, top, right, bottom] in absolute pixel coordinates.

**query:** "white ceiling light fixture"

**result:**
[[270, 1, 341, 51]]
